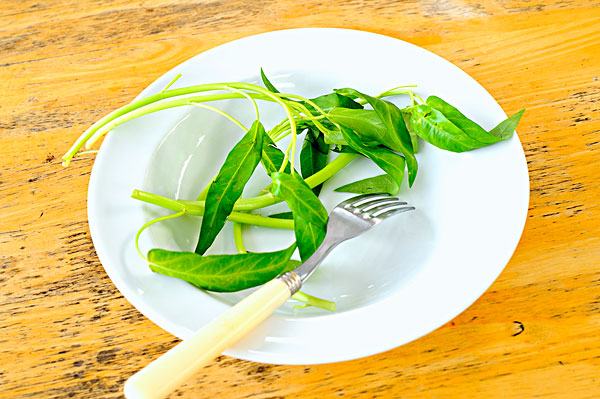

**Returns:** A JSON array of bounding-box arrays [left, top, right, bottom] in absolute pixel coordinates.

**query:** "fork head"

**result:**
[[326, 193, 415, 241], [286, 193, 415, 286]]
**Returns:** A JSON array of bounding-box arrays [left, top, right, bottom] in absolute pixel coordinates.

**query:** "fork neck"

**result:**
[[290, 236, 341, 285]]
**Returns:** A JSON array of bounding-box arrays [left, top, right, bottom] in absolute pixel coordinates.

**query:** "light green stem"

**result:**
[[63, 84, 243, 163], [135, 211, 186, 260], [132, 190, 294, 229], [233, 222, 247, 253], [291, 292, 336, 311], [160, 73, 182, 93], [286, 101, 335, 136], [226, 86, 259, 120], [62, 82, 420, 165], [190, 102, 247, 131], [133, 152, 356, 213], [62, 86, 277, 164], [304, 153, 357, 187]]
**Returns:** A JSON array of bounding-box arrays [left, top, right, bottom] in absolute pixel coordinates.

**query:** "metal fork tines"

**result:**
[[341, 194, 412, 221], [289, 193, 415, 286]]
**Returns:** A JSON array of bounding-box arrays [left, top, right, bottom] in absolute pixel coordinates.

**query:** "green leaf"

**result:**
[[308, 92, 363, 113], [290, 92, 362, 144], [300, 128, 329, 196], [330, 145, 358, 154], [195, 120, 265, 254], [294, 216, 326, 262], [333, 88, 417, 186], [426, 96, 499, 145], [271, 172, 328, 226], [334, 174, 400, 195], [270, 172, 328, 261], [321, 127, 347, 146], [406, 104, 481, 152], [339, 127, 406, 188], [401, 109, 419, 153], [327, 108, 388, 147], [148, 245, 295, 292], [408, 98, 524, 152], [488, 109, 525, 140], [268, 211, 294, 219], [261, 135, 290, 175], [260, 68, 281, 93], [297, 92, 362, 146]]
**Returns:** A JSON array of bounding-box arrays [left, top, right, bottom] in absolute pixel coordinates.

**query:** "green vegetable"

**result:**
[[425, 96, 497, 145], [334, 174, 400, 195], [401, 110, 419, 153], [300, 128, 329, 196], [271, 172, 328, 227], [309, 92, 363, 112], [271, 172, 328, 261], [260, 68, 281, 94], [300, 92, 362, 146], [488, 109, 525, 140], [405, 96, 525, 152], [268, 211, 294, 220], [261, 135, 290, 175], [292, 291, 336, 311], [339, 127, 406, 188], [148, 245, 295, 292], [405, 104, 482, 152], [195, 120, 265, 254], [63, 71, 524, 309], [334, 88, 417, 186], [327, 108, 389, 147], [293, 217, 326, 262], [320, 127, 347, 146]]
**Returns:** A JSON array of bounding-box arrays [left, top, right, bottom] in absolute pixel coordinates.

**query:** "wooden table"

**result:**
[[2, 1, 599, 398]]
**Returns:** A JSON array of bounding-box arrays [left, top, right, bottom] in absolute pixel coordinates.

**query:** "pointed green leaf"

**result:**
[[300, 128, 329, 196], [334, 88, 417, 186], [488, 109, 525, 140], [334, 174, 400, 195], [298, 93, 362, 146], [406, 104, 481, 152], [327, 108, 388, 147], [294, 216, 326, 262], [268, 211, 294, 220], [261, 135, 290, 175], [322, 127, 347, 146], [409, 98, 524, 152], [270, 172, 328, 226], [426, 96, 499, 145], [195, 120, 265, 254], [270, 172, 328, 261], [308, 92, 363, 112], [260, 68, 281, 93], [339, 127, 406, 188], [148, 245, 295, 292], [401, 108, 419, 153]]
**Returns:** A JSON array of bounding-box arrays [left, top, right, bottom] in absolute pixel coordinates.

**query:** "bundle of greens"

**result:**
[[63, 70, 524, 310]]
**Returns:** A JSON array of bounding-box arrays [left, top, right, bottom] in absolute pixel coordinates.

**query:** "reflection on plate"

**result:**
[[87, 28, 529, 365]]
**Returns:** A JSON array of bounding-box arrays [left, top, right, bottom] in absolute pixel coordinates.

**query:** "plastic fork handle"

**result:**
[[124, 279, 291, 399]]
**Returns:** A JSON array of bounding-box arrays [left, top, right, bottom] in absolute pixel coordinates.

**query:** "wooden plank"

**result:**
[[1, 1, 599, 398]]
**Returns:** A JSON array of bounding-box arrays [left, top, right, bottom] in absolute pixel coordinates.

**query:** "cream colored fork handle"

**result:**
[[124, 279, 291, 399]]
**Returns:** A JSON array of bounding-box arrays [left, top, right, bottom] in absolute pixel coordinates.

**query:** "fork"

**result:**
[[124, 194, 414, 399]]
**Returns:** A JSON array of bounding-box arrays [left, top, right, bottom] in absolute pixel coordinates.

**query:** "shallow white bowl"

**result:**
[[87, 28, 529, 365]]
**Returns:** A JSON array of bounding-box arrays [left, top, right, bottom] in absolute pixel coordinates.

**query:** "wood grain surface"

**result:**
[[1, 1, 599, 398]]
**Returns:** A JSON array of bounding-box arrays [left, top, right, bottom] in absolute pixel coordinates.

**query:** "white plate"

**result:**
[[87, 28, 529, 365]]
